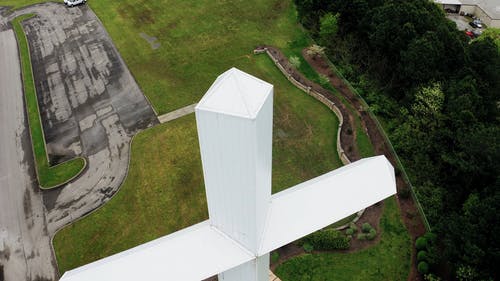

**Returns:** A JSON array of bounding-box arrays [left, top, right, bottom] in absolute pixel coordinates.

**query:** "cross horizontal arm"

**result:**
[[60, 221, 254, 281], [258, 155, 396, 255]]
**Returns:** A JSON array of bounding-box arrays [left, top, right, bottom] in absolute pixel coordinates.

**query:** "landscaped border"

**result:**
[[255, 46, 367, 230], [12, 14, 86, 189]]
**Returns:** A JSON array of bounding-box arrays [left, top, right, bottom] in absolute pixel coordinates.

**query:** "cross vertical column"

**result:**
[[195, 68, 273, 280]]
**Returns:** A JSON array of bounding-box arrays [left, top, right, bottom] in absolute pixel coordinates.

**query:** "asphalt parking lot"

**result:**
[[1, 3, 159, 280], [446, 13, 481, 32]]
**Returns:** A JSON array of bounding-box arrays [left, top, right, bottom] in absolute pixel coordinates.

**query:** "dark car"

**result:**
[[469, 20, 483, 29]]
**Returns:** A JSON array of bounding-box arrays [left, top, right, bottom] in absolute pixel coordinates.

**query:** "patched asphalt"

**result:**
[[1, 2, 159, 279], [7, 3, 159, 235]]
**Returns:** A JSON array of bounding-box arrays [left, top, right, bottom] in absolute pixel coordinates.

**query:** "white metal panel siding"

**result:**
[[196, 91, 272, 253], [218, 254, 270, 281], [259, 156, 397, 254], [254, 91, 273, 245]]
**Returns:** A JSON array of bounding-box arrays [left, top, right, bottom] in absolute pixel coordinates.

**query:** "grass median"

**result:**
[[12, 15, 85, 189]]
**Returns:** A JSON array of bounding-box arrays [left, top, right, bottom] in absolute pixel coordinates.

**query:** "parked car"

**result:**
[[472, 29, 483, 38], [64, 0, 86, 7], [469, 20, 483, 29], [465, 30, 474, 39]]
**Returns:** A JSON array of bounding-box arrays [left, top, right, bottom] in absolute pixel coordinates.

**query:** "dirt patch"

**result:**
[[117, 3, 155, 26]]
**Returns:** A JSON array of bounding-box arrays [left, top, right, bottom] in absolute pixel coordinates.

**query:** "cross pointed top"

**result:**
[[196, 67, 273, 119]]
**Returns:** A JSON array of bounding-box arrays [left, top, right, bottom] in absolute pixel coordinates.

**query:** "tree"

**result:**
[[477, 28, 500, 52], [319, 13, 339, 45]]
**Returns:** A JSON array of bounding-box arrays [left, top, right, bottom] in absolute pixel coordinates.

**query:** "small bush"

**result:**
[[271, 251, 280, 264], [424, 273, 442, 281], [289, 55, 301, 69], [362, 222, 372, 233], [303, 243, 314, 253], [424, 232, 437, 244], [303, 229, 350, 250], [349, 223, 357, 232], [319, 74, 330, 86], [306, 44, 325, 58], [366, 228, 377, 240], [418, 261, 429, 274], [415, 236, 428, 251], [345, 228, 354, 235], [357, 233, 367, 240], [417, 250, 428, 262]]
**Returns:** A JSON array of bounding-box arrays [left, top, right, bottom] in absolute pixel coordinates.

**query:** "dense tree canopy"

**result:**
[[294, 0, 499, 279]]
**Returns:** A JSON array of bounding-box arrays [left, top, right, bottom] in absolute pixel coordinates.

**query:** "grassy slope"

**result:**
[[275, 197, 411, 281], [88, 0, 311, 114], [54, 55, 342, 272], [12, 15, 85, 188]]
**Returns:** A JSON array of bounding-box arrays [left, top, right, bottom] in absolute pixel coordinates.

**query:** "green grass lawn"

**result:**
[[12, 15, 85, 189], [275, 197, 411, 281], [3, 0, 411, 278], [54, 55, 342, 273], [0, 0, 44, 9], [87, 0, 312, 114]]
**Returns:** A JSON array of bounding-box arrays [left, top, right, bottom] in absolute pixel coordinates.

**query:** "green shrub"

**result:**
[[366, 228, 377, 240], [303, 229, 350, 250], [424, 273, 442, 281], [415, 236, 428, 251], [417, 250, 428, 262], [271, 251, 280, 264], [418, 261, 429, 274], [423, 232, 437, 244], [361, 222, 372, 233], [319, 74, 330, 86], [357, 233, 367, 240], [349, 223, 357, 232], [289, 55, 301, 69], [345, 228, 354, 235], [303, 242, 314, 253]]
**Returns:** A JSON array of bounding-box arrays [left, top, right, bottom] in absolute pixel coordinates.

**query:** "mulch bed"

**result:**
[[257, 45, 426, 281]]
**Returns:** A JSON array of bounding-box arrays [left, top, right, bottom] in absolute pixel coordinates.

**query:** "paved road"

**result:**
[[0, 29, 58, 281], [6, 3, 159, 235]]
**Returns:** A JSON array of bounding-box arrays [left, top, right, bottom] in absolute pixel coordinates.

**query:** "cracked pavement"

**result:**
[[1, 3, 158, 280], [0, 29, 57, 281]]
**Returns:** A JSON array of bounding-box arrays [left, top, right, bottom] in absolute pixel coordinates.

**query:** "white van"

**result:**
[[64, 0, 86, 7]]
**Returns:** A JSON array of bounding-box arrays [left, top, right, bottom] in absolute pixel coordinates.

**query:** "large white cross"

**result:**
[[60, 68, 396, 281]]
